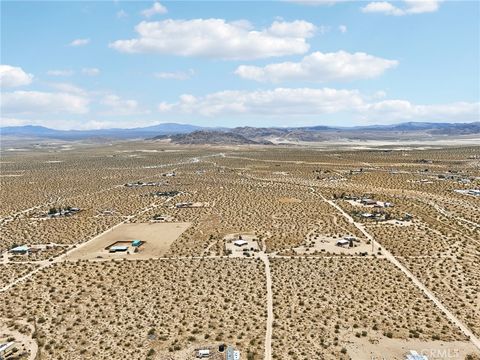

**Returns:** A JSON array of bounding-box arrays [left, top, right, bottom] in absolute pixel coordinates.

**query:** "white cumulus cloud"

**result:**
[[287, 0, 350, 6], [362, 0, 440, 16], [81, 67, 100, 76], [1, 91, 89, 115], [0, 65, 33, 88], [100, 94, 147, 116], [154, 69, 194, 80], [47, 69, 74, 77], [235, 51, 398, 83], [157, 87, 479, 123], [362, 100, 479, 122], [141, 2, 167, 17], [117, 9, 128, 19], [48, 82, 88, 96], [69, 38, 90, 46], [110, 19, 316, 60], [158, 88, 365, 117]]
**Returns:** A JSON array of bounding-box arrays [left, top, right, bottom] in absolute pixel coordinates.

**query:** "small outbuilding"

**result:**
[[196, 349, 210, 358], [109, 246, 128, 253], [10, 245, 30, 254], [226, 346, 241, 360], [131, 240, 142, 247]]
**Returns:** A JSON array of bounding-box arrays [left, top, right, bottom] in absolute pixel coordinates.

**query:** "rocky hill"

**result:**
[[152, 131, 272, 145]]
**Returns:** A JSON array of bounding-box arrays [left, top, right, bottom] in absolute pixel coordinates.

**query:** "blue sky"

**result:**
[[1, 0, 479, 129]]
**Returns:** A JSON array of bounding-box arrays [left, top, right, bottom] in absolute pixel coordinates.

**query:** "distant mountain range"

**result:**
[[0, 123, 205, 140], [1, 122, 479, 144]]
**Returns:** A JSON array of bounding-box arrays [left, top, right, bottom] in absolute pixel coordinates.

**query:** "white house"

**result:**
[[233, 240, 248, 247], [336, 239, 349, 247]]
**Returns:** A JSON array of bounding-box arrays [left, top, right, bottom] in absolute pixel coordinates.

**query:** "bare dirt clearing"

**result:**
[[66, 222, 191, 260]]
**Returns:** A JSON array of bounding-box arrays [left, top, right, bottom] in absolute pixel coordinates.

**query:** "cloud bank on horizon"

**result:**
[[0, 0, 478, 130]]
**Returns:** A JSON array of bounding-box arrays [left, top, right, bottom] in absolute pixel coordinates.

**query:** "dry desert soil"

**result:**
[[0, 141, 479, 360]]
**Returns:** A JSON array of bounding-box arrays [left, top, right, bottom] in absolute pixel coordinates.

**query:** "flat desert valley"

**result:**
[[1, 141, 479, 360]]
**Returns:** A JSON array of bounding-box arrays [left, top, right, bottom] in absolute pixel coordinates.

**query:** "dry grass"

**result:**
[[0, 263, 39, 288], [270, 257, 466, 359], [0, 258, 266, 360]]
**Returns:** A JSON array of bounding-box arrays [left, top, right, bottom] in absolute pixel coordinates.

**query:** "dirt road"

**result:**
[[259, 253, 273, 360]]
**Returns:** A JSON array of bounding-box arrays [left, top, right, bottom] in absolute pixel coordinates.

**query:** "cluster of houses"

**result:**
[[349, 168, 366, 175], [344, 195, 394, 208], [335, 236, 359, 247], [195, 345, 240, 359], [98, 209, 115, 216], [151, 190, 180, 198], [409, 179, 434, 184], [358, 211, 413, 222], [175, 202, 208, 208], [7, 243, 69, 257], [454, 189, 480, 197], [108, 240, 143, 253], [317, 175, 347, 182], [124, 181, 161, 188], [437, 173, 475, 184], [176, 202, 195, 208], [359, 212, 388, 220], [409, 175, 477, 186], [151, 214, 173, 222], [416, 159, 433, 164], [47, 207, 80, 218]]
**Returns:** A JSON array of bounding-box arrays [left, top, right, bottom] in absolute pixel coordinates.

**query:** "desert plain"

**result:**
[[0, 140, 479, 360]]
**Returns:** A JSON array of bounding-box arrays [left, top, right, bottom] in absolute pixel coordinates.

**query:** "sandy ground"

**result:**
[[278, 197, 301, 204], [380, 219, 413, 227], [345, 332, 479, 360], [66, 222, 191, 260]]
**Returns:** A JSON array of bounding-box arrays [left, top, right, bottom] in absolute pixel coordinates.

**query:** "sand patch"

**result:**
[[278, 197, 302, 204], [67, 222, 190, 260]]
